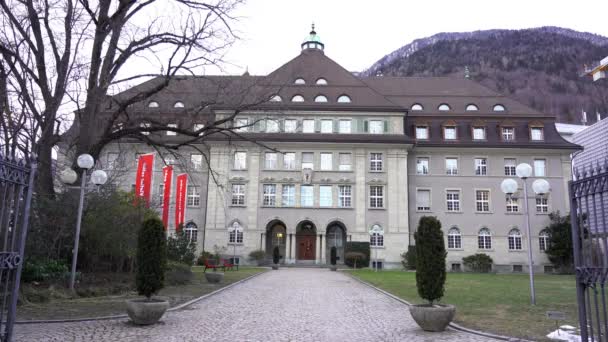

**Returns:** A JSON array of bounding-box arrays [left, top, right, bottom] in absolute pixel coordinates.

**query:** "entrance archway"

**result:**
[[265, 220, 286, 263], [296, 220, 316, 261], [326, 221, 347, 264]]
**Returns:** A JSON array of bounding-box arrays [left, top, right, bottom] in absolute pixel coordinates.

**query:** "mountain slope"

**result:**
[[365, 27, 608, 124]]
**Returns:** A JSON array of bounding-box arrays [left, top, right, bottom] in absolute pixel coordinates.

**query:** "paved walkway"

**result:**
[[14, 268, 494, 341]]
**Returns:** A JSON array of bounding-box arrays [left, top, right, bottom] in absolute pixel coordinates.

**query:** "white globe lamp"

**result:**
[[532, 179, 550, 195], [77, 154, 95, 169], [516, 163, 533, 179], [500, 178, 518, 195], [60, 168, 78, 184], [90, 170, 108, 185]]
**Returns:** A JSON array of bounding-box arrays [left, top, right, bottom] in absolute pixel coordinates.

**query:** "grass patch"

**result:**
[[17, 267, 266, 321], [349, 269, 577, 341]]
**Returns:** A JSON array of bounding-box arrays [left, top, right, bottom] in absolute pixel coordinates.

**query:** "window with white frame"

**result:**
[[531, 127, 544, 141], [369, 186, 384, 208], [417, 157, 429, 175], [337, 95, 351, 103], [320, 186, 333, 207], [184, 222, 198, 242], [263, 184, 277, 206], [448, 227, 462, 249], [231, 184, 245, 205], [466, 104, 479, 111], [234, 152, 247, 170], [282, 184, 295, 207], [508, 228, 523, 250], [283, 152, 296, 170], [339, 185, 352, 207], [320, 153, 333, 171], [191, 154, 203, 170], [416, 126, 429, 139], [303, 119, 315, 133], [445, 158, 458, 175], [166, 123, 178, 136], [284, 119, 297, 133], [229, 222, 243, 244], [438, 104, 451, 111], [478, 228, 492, 249], [475, 190, 490, 212], [446, 190, 460, 212], [193, 123, 205, 136], [301, 185, 314, 207], [302, 152, 314, 170], [369, 120, 383, 134], [411, 103, 423, 111], [536, 196, 548, 213], [140, 123, 151, 135], [321, 120, 333, 133], [370, 153, 383, 171], [473, 127, 486, 140], [539, 230, 550, 251], [475, 158, 487, 176], [339, 120, 351, 133], [187, 186, 200, 207], [416, 189, 431, 211], [494, 104, 506, 111], [502, 127, 515, 141], [315, 95, 329, 103], [316, 78, 328, 85], [444, 126, 457, 140], [504, 158, 517, 176], [291, 95, 305, 102], [266, 119, 279, 133], [265, 152, 278, 169], [534, 159, 546, 177], [339, 153, 352, 171], [234, 118, 248, 132], [506, 197, 519, 213], [370, 225, 384, 247]]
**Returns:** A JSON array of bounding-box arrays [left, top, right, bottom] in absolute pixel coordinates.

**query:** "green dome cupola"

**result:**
[[301, 23, 324, 51]]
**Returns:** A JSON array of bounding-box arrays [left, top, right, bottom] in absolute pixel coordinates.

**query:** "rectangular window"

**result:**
[[263, 184, 277, 206], [191, 154, 203, 170], [320, 186, 333, 207], [282, 184, 295, 207], [370, 234, 384, 247], [234, 118, 248, 132], [451, 263, 462, 272], [339, 120, 352, 134], [502, 127, 515, 141], [475, 158, 487, 176], [229, 231, 243, 244], [531, 127, 544, 141], [321, 120, 333, 133], [302, 152, 314, 170], [370, 153, 383, 171], [513, 265, 523, 273], [339, 153, 352, 171], [187, 186, 200, 207], [231, 184, 245, 205], [107, 152, 120, 169], [234, 152, 247, 170], [303, 119, 315, 133], [284, 119, 297, 133], [446, 190, 460, 212], [301, 185, 314, 207], [445, 158, 458, 175], [534, 159, 546, 177], [536, 197, 548, 213], [416, 157, 429, 175], [473, 127, 486, 140], [448, 233, 462, 249], [506, 197, 519, 213], [476, 190, 490, 212], [415, 126, 429, 139], [320, 153, 333, 171], [444, 126, 457, 140], [416, 189, 431, 211], [504, 158, 517, 176], [166, 123, 178, 136], [283, 152, 296, 170], [369, 120, 383, 134], [193, 123, 205, 135], [369, 186, 384, 208], [338, 185, 352, 207], [158, 184, 164, 206], [266, 119, 279, 133], [140, 123, 150, 135], [264, 152, 278, 169]]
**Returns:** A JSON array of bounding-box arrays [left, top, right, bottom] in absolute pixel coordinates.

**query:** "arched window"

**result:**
[[438, 103, 451, 111], [270, 95, 282, 102], [229, 221, 244, 244], [466, 104, 479, 111], [370, 224, 384, 247], [174, 101, 185, 108], [294, 78, 306, 85], [337, 95, 351, 103], [508, 228, 522, 250], [148, 101, 159, 108], [291, 95, 305, 102], [493, 104, 506, 112], [184, 222, 198, 242], [539, 230, 550, 251], [448, 227, 462, 249], [411, 103, 424, 111], [314, 95, 328, 103], [316, 78, 328, 85], [478, 228, 492, 249]]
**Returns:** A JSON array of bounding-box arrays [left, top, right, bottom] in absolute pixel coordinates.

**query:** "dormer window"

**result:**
[[166, 123, 178, 136], [294, 78, 306, 85], [270, 95, 282, 102], [316, 78, 328, 85], [337, 95, 351, 103], [438, 104, 451, 111], [291, 95, 305, 102], [148, 101, 159, 108], [502, 127, 515, 141], [174, 101, 185, 108], [415, 125, 429, 140], [529, 121, 545, 141], [314, 95, 328, 103], [466, 104, 479, 111], [444, 126, 457, 140], [493, 104, 506, 112], [411, 104, 424, 111], [473, 127, 486, 140]]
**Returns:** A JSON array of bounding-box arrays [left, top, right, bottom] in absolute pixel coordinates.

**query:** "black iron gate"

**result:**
[[570, 164, 608, 341], [0, 155, 36, 342]]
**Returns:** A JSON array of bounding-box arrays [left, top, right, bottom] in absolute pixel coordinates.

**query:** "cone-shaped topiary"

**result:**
[[272, 246, 280, 264], [414, 216, 446, 305], [136, 217, 167, 299], [330, 246, 337, 265]]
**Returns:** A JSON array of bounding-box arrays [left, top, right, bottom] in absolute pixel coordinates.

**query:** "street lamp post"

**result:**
[[60, 154, 108, 291], [500, 163, 551, 305]]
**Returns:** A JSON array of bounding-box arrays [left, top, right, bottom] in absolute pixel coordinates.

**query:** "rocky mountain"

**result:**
[[365, 27, 608, 124]]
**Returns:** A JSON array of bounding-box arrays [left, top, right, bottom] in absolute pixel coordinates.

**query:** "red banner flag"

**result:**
[[135, 153, 155, 207], [161, 166, 173, 230], [174, 173, 188, 231]]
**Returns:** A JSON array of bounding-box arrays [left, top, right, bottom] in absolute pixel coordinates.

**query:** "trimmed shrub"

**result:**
[[415, 216, 447, 304], [345, 252, 366, 268], [136, 217, 167, 299], [330, 246, 337, 265], [167, 228, 196, 265], [272, 246, 280, 264], [401, 245, 417, 270], [344, 242, 370, 268], [462, 253, 493, 273], [248, 249, 266, 265], [22, 259, 69, 283], [165, 262, 194, 285]]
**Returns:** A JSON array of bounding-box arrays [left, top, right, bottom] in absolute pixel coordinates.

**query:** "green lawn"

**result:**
[[350, 269, 577, 341], [17, 267, 266, 321]]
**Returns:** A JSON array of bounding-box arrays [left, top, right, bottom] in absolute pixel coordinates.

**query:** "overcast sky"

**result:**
[[220, 0, 608, 75]]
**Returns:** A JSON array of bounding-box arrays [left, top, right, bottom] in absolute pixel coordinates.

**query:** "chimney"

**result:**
[[597, 112, 602, 122], [582, 110, 587, 125]]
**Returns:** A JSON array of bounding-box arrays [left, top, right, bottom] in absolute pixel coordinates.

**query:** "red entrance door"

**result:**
[[298, 235, 316, 260]]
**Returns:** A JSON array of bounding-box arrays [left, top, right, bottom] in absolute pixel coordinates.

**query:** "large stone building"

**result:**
[[96, 28, 579, 271]]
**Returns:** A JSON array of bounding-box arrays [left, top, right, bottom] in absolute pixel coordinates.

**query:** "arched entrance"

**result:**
[[266, 220, 287, 263], [326, 221, 346, 264], [296, 220, 316, 262]]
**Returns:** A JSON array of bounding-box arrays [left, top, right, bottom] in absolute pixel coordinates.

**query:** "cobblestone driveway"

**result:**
[[14, 268, 494, 341]]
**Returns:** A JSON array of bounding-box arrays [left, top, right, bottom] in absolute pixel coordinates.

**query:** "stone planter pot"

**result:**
[[409, 304, 455, 332], [272, 264, 279, 270], [204, 272, 224, 283], [126, 298, 169, 325], [329, 265, 337, 271]]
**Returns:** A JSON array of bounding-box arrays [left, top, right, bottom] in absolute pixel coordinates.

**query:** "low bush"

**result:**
[[22, 259, 69, 283], [462, 253, 493, 273], [165, 262, 194, 285], [344, 242, 370, 268], [345, 252, 366, 268], [167, 228, 196, 265], [401, 245, 417, 270], [248, 250, 266, 264]]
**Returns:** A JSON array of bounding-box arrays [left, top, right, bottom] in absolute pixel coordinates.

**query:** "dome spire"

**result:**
[[301, 23, 324, 52]]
